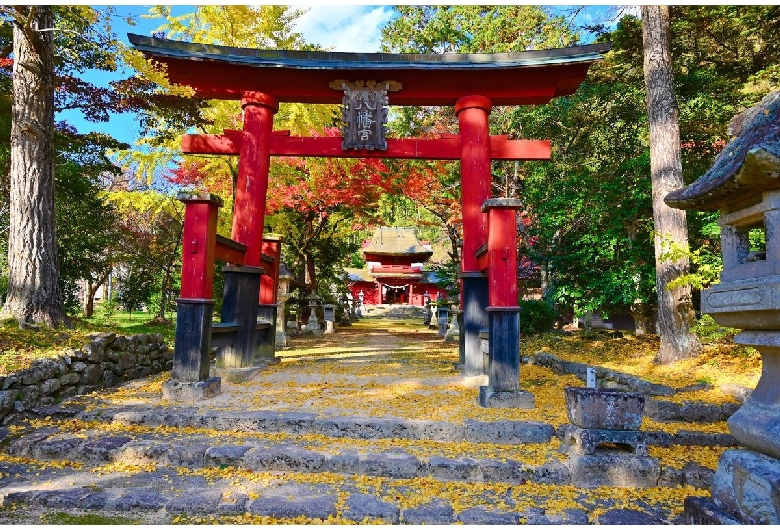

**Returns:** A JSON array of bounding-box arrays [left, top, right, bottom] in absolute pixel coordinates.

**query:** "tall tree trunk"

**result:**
[[83, 269, 111, 318], [641, 6, 701, 363], [0, 6, 70, 329]]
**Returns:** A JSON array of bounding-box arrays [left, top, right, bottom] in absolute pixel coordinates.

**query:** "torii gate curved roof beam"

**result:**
[[128, 34, 610, 106]]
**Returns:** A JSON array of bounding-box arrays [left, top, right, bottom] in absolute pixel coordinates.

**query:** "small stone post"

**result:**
[[445, 307, 460, 343], [437, 305, 450, 338], [323, 303, 336, 334]]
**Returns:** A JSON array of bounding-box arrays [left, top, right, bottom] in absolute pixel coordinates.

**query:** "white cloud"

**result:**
[[292, 5, 396, 53]]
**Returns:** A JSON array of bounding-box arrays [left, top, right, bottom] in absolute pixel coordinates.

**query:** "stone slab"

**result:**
[[456, 506, 519, 524], [559, 424, 648, 456], [162, 377, 221, 402], [566, 453, 661, 488], [114, 487, 168, 511], [166, 489, 222, 514], [214, 366, 264, 383], [478, 386, 535, 408], [684, 496, 742, 525], [597, 508, 665, 525], [343, 493, 399, 523], [464, 419, 553, 444], [401, 498, 454, 524], [248, 494, 338, 520]]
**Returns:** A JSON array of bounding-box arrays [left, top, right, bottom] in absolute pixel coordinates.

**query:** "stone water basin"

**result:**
[[564, 387, 645, 430]]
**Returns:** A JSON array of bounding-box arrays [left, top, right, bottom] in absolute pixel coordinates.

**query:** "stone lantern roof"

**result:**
[[665, 91, 780, 213]]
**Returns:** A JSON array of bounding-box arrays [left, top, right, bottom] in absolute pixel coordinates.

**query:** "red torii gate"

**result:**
[[128, 34, 608, 404]]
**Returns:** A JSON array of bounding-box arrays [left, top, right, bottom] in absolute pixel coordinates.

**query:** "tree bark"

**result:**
[[641, 6, 701, 363], [0, 6, 70, 328]]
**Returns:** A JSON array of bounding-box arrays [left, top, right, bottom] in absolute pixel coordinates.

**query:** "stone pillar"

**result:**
[[423, 301, 432, 325], [445, 308, 460, 343], [456, 95, 493, 379], [219, 265, 264, 368], [275, 293, 290, 349]]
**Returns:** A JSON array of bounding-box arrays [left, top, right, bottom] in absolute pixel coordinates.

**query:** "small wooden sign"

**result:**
[[330, 80, 402, 150]]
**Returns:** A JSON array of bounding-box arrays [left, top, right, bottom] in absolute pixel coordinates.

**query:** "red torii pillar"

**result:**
[[219, 92, 277, 369], [257, 235, 282, 359], [478, 198, 535, 408], [456, 95, 493, 378]]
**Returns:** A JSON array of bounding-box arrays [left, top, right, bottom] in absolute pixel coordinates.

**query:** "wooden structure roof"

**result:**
[[128, 33, 610, 106], [363, 227, 433, 260]]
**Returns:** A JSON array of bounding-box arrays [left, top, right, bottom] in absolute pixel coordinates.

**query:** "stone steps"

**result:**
[[6, 429, 570, 486], [0, 429, 684, 525], [70, 404, 737, 449], [0, 457, 606, 524], [361, 304, 426, 319], [0, 401, 727, 524]]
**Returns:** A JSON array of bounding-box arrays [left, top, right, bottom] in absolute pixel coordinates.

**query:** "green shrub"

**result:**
[[694, 313, 738, 344], [519, 299, 555, 335]]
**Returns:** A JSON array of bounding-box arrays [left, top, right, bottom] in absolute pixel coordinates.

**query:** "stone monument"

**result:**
[[445, 306, 460, 343], [665, 91, 780, 525], [323, 303, 336, 334], [437, 305, 450, 338]]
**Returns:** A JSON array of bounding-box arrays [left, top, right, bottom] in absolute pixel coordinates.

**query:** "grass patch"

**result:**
[[0, 305, 177, 375], [521, 330, 760, 404]]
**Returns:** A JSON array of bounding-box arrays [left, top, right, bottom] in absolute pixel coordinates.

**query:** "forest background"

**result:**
[[0, 5, 778, 356]]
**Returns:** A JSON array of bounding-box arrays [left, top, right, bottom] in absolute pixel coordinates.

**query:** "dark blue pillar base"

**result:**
[[173, 298, 214, 382], [460, 273, 488, 376], [488, 306, 521, 391], [478, 305, 535, 408], [257, 303, 277, 360], [220, 266, 264, 368]]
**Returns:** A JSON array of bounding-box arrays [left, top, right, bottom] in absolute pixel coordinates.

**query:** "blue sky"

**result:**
[[58, 5, 398, 145]]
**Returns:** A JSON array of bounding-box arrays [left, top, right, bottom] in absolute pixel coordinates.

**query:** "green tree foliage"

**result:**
[[510, 7, 780, 325], [518, 299, 556, 335], [107, 190, 184, 322], [380, 5, 581, 294]]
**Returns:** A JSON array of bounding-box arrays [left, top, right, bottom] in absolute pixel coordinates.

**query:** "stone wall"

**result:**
[[0, 332, 172, 423]]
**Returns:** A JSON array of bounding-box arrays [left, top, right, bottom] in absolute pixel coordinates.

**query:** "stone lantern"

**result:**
[[356, 290, 364, 318], [665, 91, 780, 525], [276, 263, 295, 348], [305, 292, 322, 334]]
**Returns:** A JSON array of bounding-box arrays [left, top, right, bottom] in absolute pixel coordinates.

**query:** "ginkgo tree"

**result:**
[[122, 6, 428, 308]]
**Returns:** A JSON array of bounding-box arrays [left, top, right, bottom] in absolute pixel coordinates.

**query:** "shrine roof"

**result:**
[[665, 91, 780, 212], [362, 227, 434, 259], [128, 33, 610, 106]]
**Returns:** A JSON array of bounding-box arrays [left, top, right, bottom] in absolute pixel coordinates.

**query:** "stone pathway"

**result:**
[[0, 316, 730, 524]]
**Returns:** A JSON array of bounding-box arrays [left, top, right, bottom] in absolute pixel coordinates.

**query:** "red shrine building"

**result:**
[[346, 227, 447, 306]]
